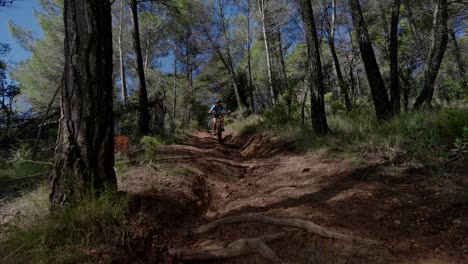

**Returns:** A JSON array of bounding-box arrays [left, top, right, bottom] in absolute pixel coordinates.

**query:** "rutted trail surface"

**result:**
[[119, 130, 466, 263]]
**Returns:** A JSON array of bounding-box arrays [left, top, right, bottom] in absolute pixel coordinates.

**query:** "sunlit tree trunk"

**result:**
[[245, 0, 255, 112], [257, 0, 275, 106], [118, 0, 128, 106], [413, 0, 448, 109], [50, 0, 116, 207]]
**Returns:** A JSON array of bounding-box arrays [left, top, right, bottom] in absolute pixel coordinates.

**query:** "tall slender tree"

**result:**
[[298, 0, 329, 135], [389, 0, 401, 114], [349, 0, 392, 120], [324, 0, 352, 111], [413, 0, 448, 109], [117, 0, 128, 106], [50, 0, 116, 206], [130, 0, 151, 134]]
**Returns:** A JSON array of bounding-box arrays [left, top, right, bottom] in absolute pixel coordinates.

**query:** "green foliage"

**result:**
[[232, 106, 468, 168], [9, 0, 63, 109], [0, 189, 128, 263], [139, 135, 165, 157], [451, 126, 468, 159], [262, 101, 301, 129]]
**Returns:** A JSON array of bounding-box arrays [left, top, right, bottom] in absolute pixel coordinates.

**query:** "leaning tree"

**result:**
[[50, 0, 116, 206]]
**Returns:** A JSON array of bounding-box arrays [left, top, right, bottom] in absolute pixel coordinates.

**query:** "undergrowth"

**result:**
[[0, 188, 129, 263], [229, 105, 468, 170]]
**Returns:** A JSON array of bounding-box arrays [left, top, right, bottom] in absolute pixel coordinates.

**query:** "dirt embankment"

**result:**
[[118, 129, 467, 263]]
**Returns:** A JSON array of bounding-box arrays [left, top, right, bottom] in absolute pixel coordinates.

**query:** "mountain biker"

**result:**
[[208, 99, 229, 135]]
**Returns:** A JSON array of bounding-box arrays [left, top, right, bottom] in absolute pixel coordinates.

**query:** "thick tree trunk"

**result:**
[[298, 0, 329, 135], [50, 0, 116, 206], [390, 0, 401, 114], [413, 0, 448, 109], [349, 0, 392, 121], [118, 0, 128, 106], [130, 0, 150, 134], [327, 0, 351, 111]]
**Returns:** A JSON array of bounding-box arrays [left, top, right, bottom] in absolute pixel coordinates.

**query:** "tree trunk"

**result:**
[[50, 0, 116, 206], [298, 0, 329, 135], [247, 0, 255, 112], [258, 0, 275, 106], [349, 0, 392, 121], [276, 26, 293, 110], [390, 0, 401, 114], [327, 0, 351, 111], [413, 0, 448, 109], [130, 0, 150, 134], [301, 79, 308, 126], [449, 27, 466, 78], [118, 0, 128, 106], [217, 0, 246, 114], [403, 0, 423, 48], [173, 45, 177, 120]]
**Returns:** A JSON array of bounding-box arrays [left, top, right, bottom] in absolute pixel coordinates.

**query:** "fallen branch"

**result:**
[[170, 232, 285, 262], [193, 214, 383, 246]]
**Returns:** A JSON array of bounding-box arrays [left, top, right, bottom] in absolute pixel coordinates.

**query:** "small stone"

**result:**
[[301, 168, 310, 173], [394, 220, 401, 225], [452, 219, 462, 225]]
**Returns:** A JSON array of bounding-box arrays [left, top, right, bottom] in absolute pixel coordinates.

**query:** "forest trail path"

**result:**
[[121, 129, 466, 263]]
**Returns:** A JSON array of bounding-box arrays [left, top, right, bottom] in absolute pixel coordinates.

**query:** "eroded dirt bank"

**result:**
[[118, 130, 467, 263]]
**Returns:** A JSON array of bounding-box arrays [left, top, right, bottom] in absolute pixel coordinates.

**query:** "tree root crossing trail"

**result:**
[[119, 130, 466, 263]]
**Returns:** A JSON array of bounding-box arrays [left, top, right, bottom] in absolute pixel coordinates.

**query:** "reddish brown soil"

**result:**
[[118, 129, 467, 263]]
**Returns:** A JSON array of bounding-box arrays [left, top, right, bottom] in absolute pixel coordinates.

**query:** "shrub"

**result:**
[[139, 135, 167, 158]]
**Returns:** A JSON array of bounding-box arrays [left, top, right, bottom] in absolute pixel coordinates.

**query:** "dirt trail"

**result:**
[[120, 130, 467, 263]]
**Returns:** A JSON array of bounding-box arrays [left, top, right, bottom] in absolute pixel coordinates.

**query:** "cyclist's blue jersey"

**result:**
[[210, 104, 226, 114]]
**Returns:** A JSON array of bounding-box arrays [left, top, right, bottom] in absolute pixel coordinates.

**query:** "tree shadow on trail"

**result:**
[[221, 164, 385, 218]]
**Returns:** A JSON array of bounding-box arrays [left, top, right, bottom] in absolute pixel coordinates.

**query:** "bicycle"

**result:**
[[209, 112, 229, 142]]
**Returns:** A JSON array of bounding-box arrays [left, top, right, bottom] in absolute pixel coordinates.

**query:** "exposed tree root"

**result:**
[[205, 158, 252, 168], [170, 232, 285, 262], [193, 214, 383, 245]]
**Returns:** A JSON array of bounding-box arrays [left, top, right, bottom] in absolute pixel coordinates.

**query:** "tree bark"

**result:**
[[349, 0, 392, 121], [118, 0, 128, 106], [298, 0, 329, 135], [50, 0, 116, 206], [130, 0, 150, 134], [413, 0, 448, 109], [390, 0, 401, 114]]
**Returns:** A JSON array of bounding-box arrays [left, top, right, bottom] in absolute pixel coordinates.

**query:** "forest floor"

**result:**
[[117, 129, 467, 263]]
